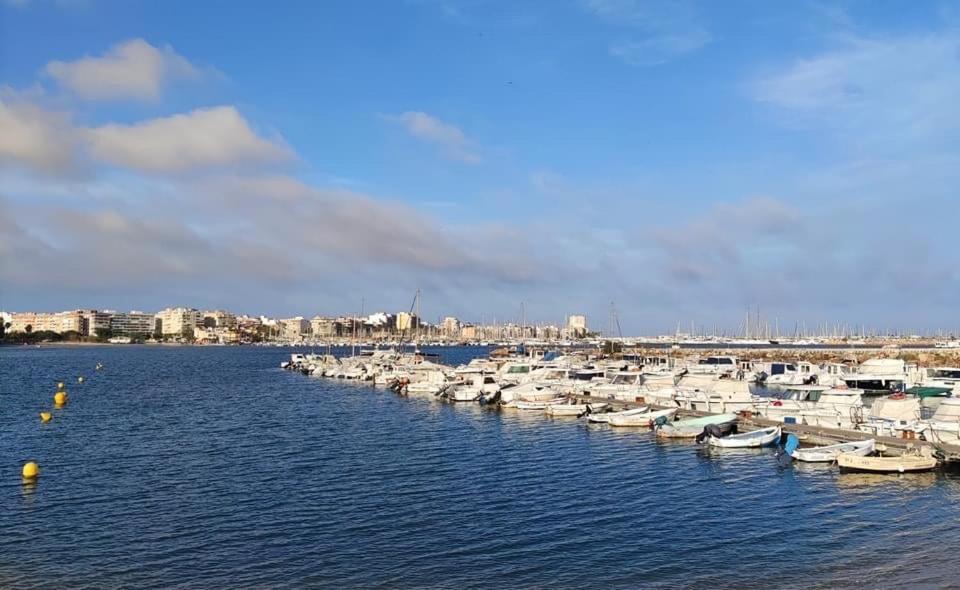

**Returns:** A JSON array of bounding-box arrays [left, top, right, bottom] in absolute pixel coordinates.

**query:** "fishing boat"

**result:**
[[837, 446, 937, 473], [608, 408, 677, 427], [655, 413, 739, 438], [784, 435, 875, 463], [545, 402, 609, 417], [587, 406, 649, 424], [706, 425, 781, 448]]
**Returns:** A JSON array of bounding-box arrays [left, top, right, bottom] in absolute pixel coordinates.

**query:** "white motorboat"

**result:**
[[706, 425, 781, 448], [448, 372, 499, 402], [499, 382, 563, 406], [754, 386, 865, 429]]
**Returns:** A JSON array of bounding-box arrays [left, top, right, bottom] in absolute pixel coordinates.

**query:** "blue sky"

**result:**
[[2, 0, 960, 334]]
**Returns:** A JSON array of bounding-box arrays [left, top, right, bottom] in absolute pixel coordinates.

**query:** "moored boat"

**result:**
[[587, 406, 649, 424], [786, 435, 875, 462], [655, 413, 739, 438], [837, 447, 937, 473], [545, 402, 609, 417], [608, 407, 677, 427], [706, 425, 780, 448]]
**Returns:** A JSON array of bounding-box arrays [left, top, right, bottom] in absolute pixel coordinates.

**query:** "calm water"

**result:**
[[2, 345, 958, 589]]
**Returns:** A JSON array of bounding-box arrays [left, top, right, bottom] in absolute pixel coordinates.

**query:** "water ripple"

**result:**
[[3, 345, 960, 588]]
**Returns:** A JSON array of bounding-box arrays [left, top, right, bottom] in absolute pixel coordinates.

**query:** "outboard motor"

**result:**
[[653, 415, 670, 429], [776, 433, 800, 460], [695, 423, 726, 444], [755, 371, 768, 385]]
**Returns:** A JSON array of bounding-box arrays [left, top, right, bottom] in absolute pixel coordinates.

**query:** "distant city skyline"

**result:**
[[2, 2, 960, 333]]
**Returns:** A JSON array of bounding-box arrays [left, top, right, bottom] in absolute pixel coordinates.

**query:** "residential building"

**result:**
[[111, 311, 156, 336], [79, 309, 115, 337], [202, 310, 238, 329], [310, 316, 338, 338], [442, 316, 461, 337], [155, 307, 202, 337], [279, 317, 310, 341], [8, 310, 84, 333], [567, 315, 588, 337]]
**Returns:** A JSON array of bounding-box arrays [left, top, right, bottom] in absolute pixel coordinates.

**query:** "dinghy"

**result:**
[[707, 425, 780, 448], [608, 408, 677, 427], [655, 413, 739, 438], [837, 446, 938, 473], [545, 402, 609, 417], [785, 434, 876, 463], [587, 406, 649, 424], [515, 398, 565, 411]]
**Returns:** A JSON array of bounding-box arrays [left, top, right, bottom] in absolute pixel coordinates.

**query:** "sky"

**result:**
[[1, 0, 960, 335]]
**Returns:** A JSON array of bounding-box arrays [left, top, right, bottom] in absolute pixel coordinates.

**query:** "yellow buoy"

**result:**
[[40, 412, 52, 423], [22, 462, 39, 480], [57, 382, 65, 390], [53, 391, 68, 406], [78, 376, 85, 384]]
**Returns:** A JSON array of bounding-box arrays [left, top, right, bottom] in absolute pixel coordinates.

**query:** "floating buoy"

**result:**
[[78, 376, 85, 384], [40, 412, 52, 423], [22, 462, 39, 480], [54, 391, 68, 406], [57, 382, 65, 390]]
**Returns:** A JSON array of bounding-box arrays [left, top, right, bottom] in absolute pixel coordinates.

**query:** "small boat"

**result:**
[[515, 398, 565, 411], [608, 408, 677, 427], [655, 413, 739, 438], [707, 425, 781, 448], [545, 402, 609, 417], [587, 406, 649, 424], [837, 446, 938, 473], [785, 435, 876, 462]]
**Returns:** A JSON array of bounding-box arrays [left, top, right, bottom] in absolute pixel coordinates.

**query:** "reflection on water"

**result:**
[[835, 471, 939, 490]]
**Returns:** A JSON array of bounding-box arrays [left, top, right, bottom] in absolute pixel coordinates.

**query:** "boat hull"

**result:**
[[791, 439, 875, 462], [608, 408, 677, 427], [707, 426, 780, 448], [837, 452, 937, 473]]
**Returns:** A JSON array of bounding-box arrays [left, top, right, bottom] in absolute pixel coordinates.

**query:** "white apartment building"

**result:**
[[155, 307, 202, 337]]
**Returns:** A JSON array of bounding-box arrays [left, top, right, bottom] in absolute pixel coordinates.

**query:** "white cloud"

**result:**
[[751, 33, 960, 149], [385, 111, 482, 164], [609, 30, 711, 66], [85, 106, 294, 174], [0, 98, 82, 175], [45, 38, 205, 101], [583, 0, 711, 66]]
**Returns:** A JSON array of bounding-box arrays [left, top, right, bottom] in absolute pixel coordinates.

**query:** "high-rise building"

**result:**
[[111, 311, 156, 335]]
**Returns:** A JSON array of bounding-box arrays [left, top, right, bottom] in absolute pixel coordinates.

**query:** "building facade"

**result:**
[[111, 311, 156, 335], [7, 311, 85, 333], [279, 317, 310, 341], [155, 307, 202, 337]]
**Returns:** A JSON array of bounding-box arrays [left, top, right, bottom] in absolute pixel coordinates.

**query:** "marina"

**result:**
[[284, 343, 960, 468]]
